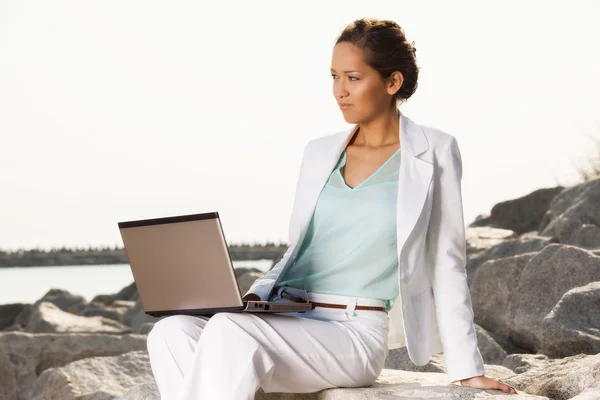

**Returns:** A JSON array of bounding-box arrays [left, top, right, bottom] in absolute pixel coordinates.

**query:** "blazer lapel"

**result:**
[[291, 109, 433, 280]]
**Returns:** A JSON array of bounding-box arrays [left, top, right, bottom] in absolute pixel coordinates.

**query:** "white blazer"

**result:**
[[245, 109, 485, 383]]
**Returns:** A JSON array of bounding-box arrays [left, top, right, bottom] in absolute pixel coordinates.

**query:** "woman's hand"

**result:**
[[460, 375, 518, 394]]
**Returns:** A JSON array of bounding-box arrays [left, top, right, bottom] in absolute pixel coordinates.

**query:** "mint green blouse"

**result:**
[[276, 146, 401, 310]]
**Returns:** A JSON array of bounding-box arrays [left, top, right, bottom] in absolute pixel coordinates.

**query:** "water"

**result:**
[[0, 260, 272, 305]]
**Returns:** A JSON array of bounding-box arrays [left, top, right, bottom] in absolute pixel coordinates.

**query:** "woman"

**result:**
[[147, 18, 518, 399]]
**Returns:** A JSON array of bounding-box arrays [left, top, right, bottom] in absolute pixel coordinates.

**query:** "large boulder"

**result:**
[[471, 252, 537, 338], [466, 234, 555, 287], [470, 187, 564, 234], [0, 331, 147, 400], [25, 302, 131, 334], [539, 178, 600, 243], [30, 350, 153, 399], [540, 281, 600, 357], [465, 226, 517, 255], [34, 288, 87, 312], [503, 353, 600, 400], [116, 369, 549, 400], [69, 300, 136, 323], [505, 244, 600, 353], [0, 303, 28, 330]]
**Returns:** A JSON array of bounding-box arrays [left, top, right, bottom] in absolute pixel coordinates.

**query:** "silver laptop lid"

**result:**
[[117, 212, 244, 316]]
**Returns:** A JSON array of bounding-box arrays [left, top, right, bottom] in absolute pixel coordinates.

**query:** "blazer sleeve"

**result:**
[[242, 141, 312, 301], [427, 136, 485, 383]]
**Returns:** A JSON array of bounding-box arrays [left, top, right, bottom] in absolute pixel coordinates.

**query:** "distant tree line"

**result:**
[[0, 242, 289, 268]]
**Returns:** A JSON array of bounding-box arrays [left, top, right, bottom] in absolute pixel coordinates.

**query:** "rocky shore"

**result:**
[[2, 177, 600, 399]]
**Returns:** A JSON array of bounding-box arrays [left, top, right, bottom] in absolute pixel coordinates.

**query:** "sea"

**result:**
[[0, 260, 272, 305]]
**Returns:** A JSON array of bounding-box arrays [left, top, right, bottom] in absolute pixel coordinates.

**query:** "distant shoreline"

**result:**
[[0, 244, 287, 268]]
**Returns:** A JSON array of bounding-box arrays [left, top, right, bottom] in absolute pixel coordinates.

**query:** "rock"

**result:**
[[35, 288, 87, 312], [235, 267, 263, 278], [237, 271, 264, 295], [466, 235, 555, 287], [113, 281, 139, 302], [539, 178, 600, 243], [123, 300, 160, 333], [570, 386, 600, 399], [14, 304, 32, 328], [0, 331, 147, 400], [540, 281, 600, 357], [0, 303, 27, 330], [474, 324, 508, 365], [485, 186, 564, 234], [25, 302, 131, 334], [471, 252, 536, 338], [384, 347, 446, 372], [465, 226, 517, 255], [503, 353, 600, 400], [506, 244, 600, 352], [137, 322, 155, 335], [502, 353, 551, 374], [565, 224, 600, 250], [117, 369, 549, 399], [30, 350, 153, 399], [114, 379, 159, 400], [71, 300, 136, 323]]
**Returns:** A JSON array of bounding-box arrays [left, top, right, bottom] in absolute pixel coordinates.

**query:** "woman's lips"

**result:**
[[339, 104, 353, 110]]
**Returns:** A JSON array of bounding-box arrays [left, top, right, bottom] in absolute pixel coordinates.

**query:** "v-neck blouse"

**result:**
[[276, 146, 401, 310]]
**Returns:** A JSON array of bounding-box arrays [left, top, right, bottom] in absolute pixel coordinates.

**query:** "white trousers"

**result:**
[[146, 288, 390, 400]]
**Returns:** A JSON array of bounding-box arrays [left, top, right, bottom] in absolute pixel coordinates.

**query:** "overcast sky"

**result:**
[[1, 0, 599, 251]]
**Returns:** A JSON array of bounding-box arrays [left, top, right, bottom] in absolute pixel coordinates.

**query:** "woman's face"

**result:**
[[330, 42, 397, 123]]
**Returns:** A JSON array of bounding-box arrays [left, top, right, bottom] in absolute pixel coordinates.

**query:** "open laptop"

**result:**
[[117, 211, 313, 317]]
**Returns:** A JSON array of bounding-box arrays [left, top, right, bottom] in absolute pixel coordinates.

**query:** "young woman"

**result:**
[[146, 18, 518, 399]]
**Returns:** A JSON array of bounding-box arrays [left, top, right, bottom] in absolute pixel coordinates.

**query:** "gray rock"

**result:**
[[466, 235, 555, 287], [235, 266, 263, 278], [0, 303, 27, 330], [123, 300, 160, 333], [474, 324, 508, 365], [384, 347, 446, 372], [570, 386, 600, 399], [506, 244, 600, 352], [71, 300, 136, 323], [540, 281, 600, 357], [502, 353, 551, 374], [471, 252, 536, 337], [237, 271, 264, 296], [35, 288, 87, 312], [114, 379, 159, 400], [118, 369, 548, 399], [566, 224, 600, 250], [465, 226, 517, 255], [31, 350, 153, 399], [481, 186, 565, 234], [25, 302, 131, 334], [503, 352, 600, 400], [0, 331, 147, 400], [539, 178, 600, 242], [14, 304, 32, 328]]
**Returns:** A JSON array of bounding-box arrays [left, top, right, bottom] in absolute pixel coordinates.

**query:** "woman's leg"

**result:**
[[146, 314, 211, 400], [178, 308, 388, 400]]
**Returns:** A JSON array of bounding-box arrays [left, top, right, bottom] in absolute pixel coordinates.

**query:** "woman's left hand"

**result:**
[[460, 375, 518, 394]]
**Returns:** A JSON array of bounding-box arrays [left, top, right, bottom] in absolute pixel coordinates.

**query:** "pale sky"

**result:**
[[1, 1, 599, 251]]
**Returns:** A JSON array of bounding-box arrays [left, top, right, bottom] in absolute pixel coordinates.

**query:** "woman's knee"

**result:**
[[147, 314, 206, 348]]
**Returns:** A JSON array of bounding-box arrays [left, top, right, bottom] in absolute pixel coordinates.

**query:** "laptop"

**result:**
[[117, 211, 313, 317]]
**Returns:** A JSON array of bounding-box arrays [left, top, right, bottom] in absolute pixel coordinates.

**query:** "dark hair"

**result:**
[[335, 18, 419, 106]]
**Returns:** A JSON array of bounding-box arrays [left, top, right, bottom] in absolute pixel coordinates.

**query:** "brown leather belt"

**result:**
[[281, 291, 388, 313]]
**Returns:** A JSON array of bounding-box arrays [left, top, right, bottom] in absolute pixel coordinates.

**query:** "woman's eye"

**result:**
[[330, 74, 358, 81]]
